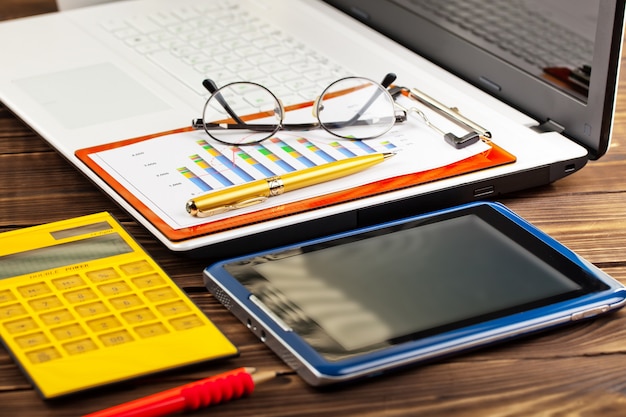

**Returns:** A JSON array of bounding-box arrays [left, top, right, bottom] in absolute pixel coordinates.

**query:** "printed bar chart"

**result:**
[[179, 136, 399, 193]]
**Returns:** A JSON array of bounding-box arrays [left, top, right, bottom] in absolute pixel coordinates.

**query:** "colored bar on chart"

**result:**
[[177, 167, 212, 192], [233, 147, 275, 177], [196, 140, 255, 182], [351, 139, 378, 154], [329, 141, 357, 158], [297, 138, 336, 163], [379, 140, 398, 150], [190, 154, 233, 187], [255, 145, 296, 172], [269, 138, 315, 168]]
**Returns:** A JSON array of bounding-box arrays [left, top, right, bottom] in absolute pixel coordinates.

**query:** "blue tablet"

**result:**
[[204, 202, 626, 385]]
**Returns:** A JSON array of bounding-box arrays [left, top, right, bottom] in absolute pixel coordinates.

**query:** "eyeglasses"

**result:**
[[192, 73, 490, 148]]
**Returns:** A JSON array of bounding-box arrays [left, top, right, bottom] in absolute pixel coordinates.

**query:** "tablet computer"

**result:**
[[204, 202, 626, 385]]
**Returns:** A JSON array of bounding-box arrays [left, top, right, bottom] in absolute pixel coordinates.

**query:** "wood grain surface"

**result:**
[[2, 2, 626, 416]]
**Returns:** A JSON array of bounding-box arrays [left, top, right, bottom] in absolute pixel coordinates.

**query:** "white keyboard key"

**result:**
[[181, 53, 210, 66], [237, 68, 266, 82], [126, 15, 161, 34], [272, 70, 300, 83], [284, 79, 317, 93], [170, 45, 197, 57], [150, 31, 176, 43], [124, 35, 153, 48], [172, 7, 200, 21], [195, 61, 226, 75], [278, 52, 306, 66], [246, 54, 275, 66], [226, 61, 253, 75], [149, 11, 180, 27], [135, 43, 163, 54], [261, 61, 290, 75], [304, 70, 333, 83], [113, 27, 140, 39], [244, 89, 276, 108], [212, 53, 241, 65], [253, 36, 279, 49]]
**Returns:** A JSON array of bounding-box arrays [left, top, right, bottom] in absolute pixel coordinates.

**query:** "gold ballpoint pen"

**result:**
[[186, 152, 395, 217]]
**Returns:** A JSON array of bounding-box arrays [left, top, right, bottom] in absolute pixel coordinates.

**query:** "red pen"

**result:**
[[83, 367, 277, 417]]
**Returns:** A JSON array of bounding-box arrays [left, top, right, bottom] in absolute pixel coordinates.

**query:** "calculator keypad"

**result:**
[[0, 260, 206, 364]]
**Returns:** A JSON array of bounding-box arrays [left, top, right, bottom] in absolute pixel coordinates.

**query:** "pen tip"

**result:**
[[383, 152, 397, 159], [186, 200, 198, 215]]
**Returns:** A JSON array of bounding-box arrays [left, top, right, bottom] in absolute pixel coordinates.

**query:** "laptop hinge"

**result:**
[[532, 119, 565, 134]]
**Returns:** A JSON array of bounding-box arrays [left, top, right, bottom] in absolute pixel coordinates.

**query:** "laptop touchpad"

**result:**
[[14, 63, 170, 129]]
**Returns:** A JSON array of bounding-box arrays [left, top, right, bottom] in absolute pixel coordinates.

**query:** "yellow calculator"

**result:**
[[0, 212, 238, 398]]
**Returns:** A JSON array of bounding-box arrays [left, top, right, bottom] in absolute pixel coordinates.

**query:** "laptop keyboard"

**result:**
[[100, 1, 351, 106]]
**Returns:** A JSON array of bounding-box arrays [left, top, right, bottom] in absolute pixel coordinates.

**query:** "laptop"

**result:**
[[0, 0, 623, 256]]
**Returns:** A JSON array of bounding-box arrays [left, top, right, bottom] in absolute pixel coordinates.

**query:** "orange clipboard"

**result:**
[[76, 128, 515, 242]]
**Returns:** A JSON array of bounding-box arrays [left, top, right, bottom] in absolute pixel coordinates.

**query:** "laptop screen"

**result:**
[[325, 0, 625, 158]]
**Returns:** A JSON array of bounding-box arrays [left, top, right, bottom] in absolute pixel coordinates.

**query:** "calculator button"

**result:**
[[144, 287, 178, 303], [97, 281, 132, 296], [51, 323, 86, 341], [0, 289, 16, 304], [99, 330, 133, 346], [120, 260, 153, 275], [0, 303, 27, 319], [17, 282, 52, 298], [26, 347, 61, 364], [86, 268, 120, 283], [63, 338, 98, 355], [132, 273, 166, 288], [135, 323, 169, 338], [169, 314, 205, 330], [87, 315, 122, 332], [109, 295, 143, 310], [4, 317, 38, 334], [40, 309, 74, 326], [64, 288, 98, 304], [156, 300, 191, 316], [51, 275, 86, 290], [29, 295, 63, 311], [15, 332, 49, 349], [75, 302, 109, 317], [121, 307, 156, 324]]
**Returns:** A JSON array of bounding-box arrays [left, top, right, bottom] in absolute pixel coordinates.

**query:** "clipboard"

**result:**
[[75, 126, 515, 242]]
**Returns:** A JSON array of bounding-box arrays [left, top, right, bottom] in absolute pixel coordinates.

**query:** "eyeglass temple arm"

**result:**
[[344, 73, 397, 126], [201, 79, 247, 125], [191, 120, 322, 131]]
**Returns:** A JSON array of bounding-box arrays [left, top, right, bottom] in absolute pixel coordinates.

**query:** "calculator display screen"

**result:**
[[0, 233, 133, 279]]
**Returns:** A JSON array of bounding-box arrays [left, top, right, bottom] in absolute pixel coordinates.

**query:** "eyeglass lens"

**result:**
[[316, 77, 396, 140], [201, 82, 283, 145]]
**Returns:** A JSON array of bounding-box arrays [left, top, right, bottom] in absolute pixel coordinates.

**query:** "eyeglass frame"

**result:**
[[192, 73, 490, 149]]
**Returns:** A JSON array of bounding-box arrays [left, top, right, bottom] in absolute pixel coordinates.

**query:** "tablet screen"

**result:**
[[224, 205, 605, 360]]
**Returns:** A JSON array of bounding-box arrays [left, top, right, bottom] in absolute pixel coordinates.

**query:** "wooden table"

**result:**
[[3, 2, 626, 416]]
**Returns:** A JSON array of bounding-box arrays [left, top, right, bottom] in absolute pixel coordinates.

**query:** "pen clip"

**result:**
[[193, 195, 268, 217]]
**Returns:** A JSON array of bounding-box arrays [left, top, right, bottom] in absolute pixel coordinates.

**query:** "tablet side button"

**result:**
[[571, 305, 610, 321]]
